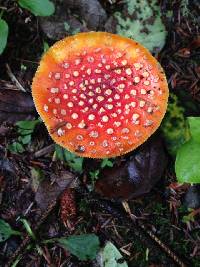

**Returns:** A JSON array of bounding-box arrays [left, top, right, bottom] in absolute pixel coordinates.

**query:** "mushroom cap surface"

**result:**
[[32, 32, 168, 158]]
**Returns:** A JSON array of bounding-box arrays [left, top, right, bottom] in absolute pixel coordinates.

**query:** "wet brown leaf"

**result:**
[[40, 4, 88, 40], [0, 89, 35, 124], [95, 135, 167, 200], [67, 0, 107, 30], [35, 171, 75, 211]]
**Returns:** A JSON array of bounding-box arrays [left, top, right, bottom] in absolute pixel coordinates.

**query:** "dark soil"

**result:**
[[0, 1, 200, 267]]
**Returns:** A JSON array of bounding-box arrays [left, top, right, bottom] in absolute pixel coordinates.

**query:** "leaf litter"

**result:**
[[0, 0, 200, 266]]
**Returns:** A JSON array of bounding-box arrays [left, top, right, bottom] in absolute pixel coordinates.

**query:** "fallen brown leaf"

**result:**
[[95, 134, 167, 200], [35, 171, 75, 211], [0, 89, 35, 124]]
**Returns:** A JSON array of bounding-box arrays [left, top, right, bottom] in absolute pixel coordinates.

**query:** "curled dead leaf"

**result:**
[[35, 171, 75, 211], [95, 135, 167, 200]]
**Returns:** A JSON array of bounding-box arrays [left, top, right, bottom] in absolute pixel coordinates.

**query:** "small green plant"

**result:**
[[20, 64, 27, 71], [21, 219, 100, 262], [64, 22, 70, 31], [0, 1, 54, 55], [1, 216, 100, 265], [0, 219, 21, 242], [89, 158, 114, 187], [19, 218, 49, 258], [181, 208, 197, 224], [101, 158, 113, 168], [89, 170, 100, 185], [8, 119, 40, 154], [175, 117, 200, 183], [55, 145, 84, 174]]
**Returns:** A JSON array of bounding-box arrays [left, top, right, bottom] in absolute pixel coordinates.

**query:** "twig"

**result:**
[[6, 64, 26, 92], [89, 198, 189, 267], [34, 144, 55, 158], [122, 201, 188, 267]]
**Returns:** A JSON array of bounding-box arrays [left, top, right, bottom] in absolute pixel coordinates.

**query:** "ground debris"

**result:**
[[39, 2, 87, 40], [184, 185, 200, 209], [0, 89, 35, 124], [95, 134, 167, 200], [35, 171, 75, 211], [66, 0, 107, 30], [60, 188, 76, 229]]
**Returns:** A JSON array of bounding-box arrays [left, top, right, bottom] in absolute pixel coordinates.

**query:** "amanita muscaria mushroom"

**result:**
[[32, 32, 168, 158]]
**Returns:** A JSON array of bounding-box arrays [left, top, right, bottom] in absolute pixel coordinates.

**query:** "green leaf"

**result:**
[[115, 0, 167, 53], [17, 129, 34, 136], [20, 219, 36, 240], [20, 64, 27, 71], [182, 213, 195, 224], [68, 159, 83, 174], [8, 142, 25, 154], [101, 158, 113, 168], [0, 219, 21, 242], [18, 0, 55, 17], [64, 22, 70, 31], [89, 170, 100, 187], [30, 167, 44, 192], [57, 234, 100, 261], [55, 144, 65, 161], [188, 117, 200, 143], [16, 120, 40, 130], [11, 257, 21, 267], [71, 28, 81, 35], [43, 41, 49, 53], [90, 170, 100, 180], [55, 145, 84, 173], [175, 140, 200, 183], [175, 116, 200, 184], [99, 241, 128, 267], [18, 134, 31, 145], [0, 19, 9, 55]]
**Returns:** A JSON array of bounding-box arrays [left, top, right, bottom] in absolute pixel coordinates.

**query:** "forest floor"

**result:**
[[0, 0, 200, 267]]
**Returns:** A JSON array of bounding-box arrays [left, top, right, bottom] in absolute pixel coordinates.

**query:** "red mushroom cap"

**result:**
[[32, 32, 168, 158]]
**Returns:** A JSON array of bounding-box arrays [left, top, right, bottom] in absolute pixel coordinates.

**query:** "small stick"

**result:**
[[49, 121, 67, 134], [34, 144, 55, 158], [122, 201, 188, 267], [6, 64, 26, 92]]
